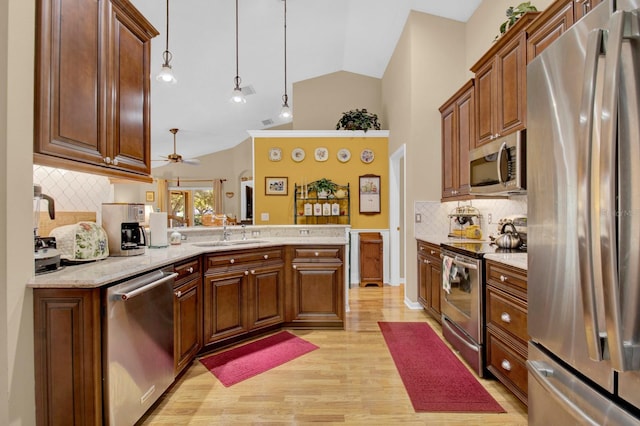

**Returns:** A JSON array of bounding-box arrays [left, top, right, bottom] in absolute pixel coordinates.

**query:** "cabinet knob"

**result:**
[[430, 250, 436, 255], [175, 290, 182, 297], [230, 258, 235, 264], [314, 252, 319, 257], [293, 265, 297, 269], [104, 156, 111, 164], [425, 259, 431, 264], [187, 267, 193, 273], [112, 158, 118, 165], [501, 359, 512, 371], [250, 270, 255, 275], [500, 274, 508, 282], [263, 254, 268, 260], [500, 312, 511, 323], [244, 270, 249, 275]]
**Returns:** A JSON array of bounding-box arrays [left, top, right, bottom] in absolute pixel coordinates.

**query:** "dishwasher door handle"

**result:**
[[118, 272, 178, 301]]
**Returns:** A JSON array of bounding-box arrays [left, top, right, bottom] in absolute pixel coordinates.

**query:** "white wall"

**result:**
[[1, 0, 37, 424]]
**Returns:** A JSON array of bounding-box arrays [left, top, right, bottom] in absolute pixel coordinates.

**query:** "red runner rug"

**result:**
[[200, 331, 318, 387], [378, 321, 505, 413]]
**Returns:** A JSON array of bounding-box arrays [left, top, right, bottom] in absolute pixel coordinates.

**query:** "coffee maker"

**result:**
[[101, 203, 147, 256], [34, 185, 61, 273]]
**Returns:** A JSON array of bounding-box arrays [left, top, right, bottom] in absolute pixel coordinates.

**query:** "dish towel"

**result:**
[[442, 256, 453, 294]]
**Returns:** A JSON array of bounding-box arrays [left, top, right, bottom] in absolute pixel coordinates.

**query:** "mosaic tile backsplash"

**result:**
[[414, 196, 527, 239], [33, 166, 114, 223]]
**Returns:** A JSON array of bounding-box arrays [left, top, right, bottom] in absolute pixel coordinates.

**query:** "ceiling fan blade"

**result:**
[[182, 158, 200, 165]]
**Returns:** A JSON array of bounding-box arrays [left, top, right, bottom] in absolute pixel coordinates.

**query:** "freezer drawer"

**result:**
[[527, 342, 639, 426]]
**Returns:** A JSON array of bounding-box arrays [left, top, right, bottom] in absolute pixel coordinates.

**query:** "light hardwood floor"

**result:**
[[139, 285, 528, 425]]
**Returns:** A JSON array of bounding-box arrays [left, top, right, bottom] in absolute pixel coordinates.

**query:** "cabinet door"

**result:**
[[417, 253, 429, 308], [427, 260, 442, 319], [34, 288, 102, 426], [440, 102, 457, 198], [203, 270, 249, 344], [575, 0, 602, 21], [496, 32, 527, 136], [456, 84, 474, 196], [474, 59, 497, 147], [174, 277, 202, 375], [359, 236, 383, 286], [108, 1, 152, 175], [290, 262, 344, 327], [35, 0, 109, 165], [527, 1, 574, 63], [247, 262, 285, 330]]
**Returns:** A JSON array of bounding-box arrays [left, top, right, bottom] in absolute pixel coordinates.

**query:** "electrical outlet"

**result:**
[[488, 213, 493, 224], [261, 212, 269, 221], [415, 213, 422, 223]]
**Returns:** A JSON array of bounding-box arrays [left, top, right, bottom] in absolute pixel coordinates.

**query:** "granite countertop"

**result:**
[[28, 236, 348, 289]]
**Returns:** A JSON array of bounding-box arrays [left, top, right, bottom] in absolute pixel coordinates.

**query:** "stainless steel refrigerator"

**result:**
[[527, 1, 640, 424]]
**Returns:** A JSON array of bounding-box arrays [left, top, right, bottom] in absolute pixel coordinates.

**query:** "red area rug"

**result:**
[[200, 331, 318, 387], [378, 322, 505, 413]]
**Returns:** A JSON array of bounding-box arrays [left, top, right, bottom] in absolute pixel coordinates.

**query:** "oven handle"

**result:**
[[451, 256, 478, 270], [118, 272, 178, 301]]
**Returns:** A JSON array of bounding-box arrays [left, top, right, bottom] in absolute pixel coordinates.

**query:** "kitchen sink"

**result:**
[[192, 240, 266, 247]]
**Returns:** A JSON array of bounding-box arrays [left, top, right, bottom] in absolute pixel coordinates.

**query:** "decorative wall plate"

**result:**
[[337, 148, 351, 163], [269, 147, 282, 161], [360, 148, 375, 164], [291, 148, 305, 162], [314, 147, 329, 162]]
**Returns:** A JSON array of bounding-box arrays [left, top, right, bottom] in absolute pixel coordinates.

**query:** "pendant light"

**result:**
[[279, 0, 292, 119], [230, 0, 246, 103], [156, 0, 177, 84]]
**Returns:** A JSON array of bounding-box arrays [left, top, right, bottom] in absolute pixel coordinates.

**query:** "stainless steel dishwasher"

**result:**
[[103, 267, 177, 426]]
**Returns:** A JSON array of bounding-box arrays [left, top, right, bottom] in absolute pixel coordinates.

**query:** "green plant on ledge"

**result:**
[[336, 108, 381, 132], [495, 2, 538, 41], [307, 178, 338, 198]]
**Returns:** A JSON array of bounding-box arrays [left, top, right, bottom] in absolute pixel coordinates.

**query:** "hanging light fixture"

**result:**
[[156, 0, 177, 84], [230, 0, 246, 103], [279, 0, 292, 119]]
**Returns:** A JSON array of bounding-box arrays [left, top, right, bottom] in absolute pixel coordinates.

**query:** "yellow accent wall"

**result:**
[[253, 132, 389, 229]]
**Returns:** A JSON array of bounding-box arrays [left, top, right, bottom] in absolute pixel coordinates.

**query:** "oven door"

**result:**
[[440, 251, 483, 344]]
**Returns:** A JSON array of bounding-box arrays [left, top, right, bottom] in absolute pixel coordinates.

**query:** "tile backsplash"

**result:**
[[414, 196, 527, 239], [33, 166, 114, 223]]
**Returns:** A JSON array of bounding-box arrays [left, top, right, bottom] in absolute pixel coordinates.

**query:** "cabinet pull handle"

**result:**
[[500, 274, 508, 282], [263, 254, 268, 260], [187, 267, 193, 273], [500, 312, 512, 323], [230, 258, 235, 264], [175, 290, 182, 297], [501, 359, 512, 371]]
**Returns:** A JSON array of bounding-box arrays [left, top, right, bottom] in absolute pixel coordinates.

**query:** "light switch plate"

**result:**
[[415, 213, 422, 223]]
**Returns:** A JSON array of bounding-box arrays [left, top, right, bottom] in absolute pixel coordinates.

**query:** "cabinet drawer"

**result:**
[[417, 240, 440, 259], [174, 258, 201, 285], [293, 247, 341, 261], [487, 285, 527, 343], [206, 248, 283, 271], [487, 331, 528, 400], [486, 260, 527, 292]]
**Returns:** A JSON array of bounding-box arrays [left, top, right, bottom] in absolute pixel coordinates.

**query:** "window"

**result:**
[[169, 187, 214, 226]]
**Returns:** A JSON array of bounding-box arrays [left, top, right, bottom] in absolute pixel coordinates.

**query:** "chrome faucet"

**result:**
[[221, 217, 232, 241], [241, 224, 247, 240]]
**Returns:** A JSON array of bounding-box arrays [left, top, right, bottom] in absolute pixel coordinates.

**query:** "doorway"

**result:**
[[389, 144, 405, 287]]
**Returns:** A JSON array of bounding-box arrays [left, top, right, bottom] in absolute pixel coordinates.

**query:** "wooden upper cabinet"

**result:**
[[527, 0, 575, 63], [440, 79, 475, 200], [471, 13, 538, 147], [574, 0, 603, 21], [35, 0, 157, 182]]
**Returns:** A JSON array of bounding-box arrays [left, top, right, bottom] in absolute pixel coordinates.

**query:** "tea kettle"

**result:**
[[495, 222, 521, 249]]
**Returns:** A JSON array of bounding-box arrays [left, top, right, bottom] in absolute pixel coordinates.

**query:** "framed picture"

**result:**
[[265, 177, 288, 196], [145, 191, 155, 202], [359, 174, 380, 214]]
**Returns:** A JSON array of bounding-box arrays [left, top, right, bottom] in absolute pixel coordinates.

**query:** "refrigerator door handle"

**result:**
[[577, 28, 605, 362], [599, 10, 640, 372]]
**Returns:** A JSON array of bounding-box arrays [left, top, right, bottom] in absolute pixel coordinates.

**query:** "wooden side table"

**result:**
[[359, 232, 383, 287]]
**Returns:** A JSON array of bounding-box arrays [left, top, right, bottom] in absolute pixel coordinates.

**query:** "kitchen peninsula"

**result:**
[[29, 225, 349, 425]]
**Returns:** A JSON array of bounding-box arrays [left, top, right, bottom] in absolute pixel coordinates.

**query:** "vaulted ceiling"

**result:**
[[129, 0, 482, 166]]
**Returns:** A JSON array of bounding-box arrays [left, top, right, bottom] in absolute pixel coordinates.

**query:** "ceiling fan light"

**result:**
[[156, 63, 177, 84]]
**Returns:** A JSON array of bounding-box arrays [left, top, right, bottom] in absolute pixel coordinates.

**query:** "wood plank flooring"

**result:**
[[139, 285, 528, 425]]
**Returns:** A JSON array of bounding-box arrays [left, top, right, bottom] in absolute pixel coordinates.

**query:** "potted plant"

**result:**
[[335, 108, 381, 132], [495, 2, 538, 41], [308, 178, 338, 198]]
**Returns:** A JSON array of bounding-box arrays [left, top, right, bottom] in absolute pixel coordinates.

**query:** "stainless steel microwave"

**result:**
[[469, 130, 526, 195]]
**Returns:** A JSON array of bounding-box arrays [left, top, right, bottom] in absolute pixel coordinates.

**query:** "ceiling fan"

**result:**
[[155, 128, 200, 166]]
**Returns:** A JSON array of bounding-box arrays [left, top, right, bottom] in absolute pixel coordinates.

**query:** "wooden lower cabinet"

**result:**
[[417, 240, 442, 323], [287, 246, 345, 327], [359, 232, 383, 287], [33, 288, 102, 426], [485, 259, 528, 405], [173, 258, 203, 376]]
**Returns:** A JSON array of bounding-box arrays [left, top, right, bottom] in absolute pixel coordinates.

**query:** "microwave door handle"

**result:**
[[496, 141, 507, 184], [599, 11, 631, 371], [577, 28, 605, 362]]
